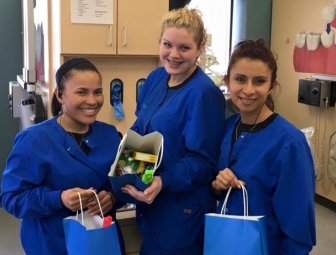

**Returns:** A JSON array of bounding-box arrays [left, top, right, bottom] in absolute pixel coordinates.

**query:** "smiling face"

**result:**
[[226, 58, 273, 123], [56, 70, 103, 131], [159, 27, 202, 86]]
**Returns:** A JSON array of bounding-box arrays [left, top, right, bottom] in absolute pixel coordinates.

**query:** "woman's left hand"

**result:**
[[121, 176, 162, 204], [87, 190, 115, 216]]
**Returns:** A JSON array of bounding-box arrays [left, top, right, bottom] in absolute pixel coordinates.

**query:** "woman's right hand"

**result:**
[[212, 168, 245, 193], [60, 188, 95, 212]]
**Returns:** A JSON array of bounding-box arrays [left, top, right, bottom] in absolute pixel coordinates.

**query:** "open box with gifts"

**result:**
[[109, 129, 163, 204]]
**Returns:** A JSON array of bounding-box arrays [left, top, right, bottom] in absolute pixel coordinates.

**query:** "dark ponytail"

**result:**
[[51, 93, 61, 116]]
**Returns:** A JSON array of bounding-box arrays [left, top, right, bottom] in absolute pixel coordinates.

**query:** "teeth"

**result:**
[[321, 5, 336, 23], [321, 30, 335, 48], [241, 98, 254, 104], [295, 31, 307, 49], [169, 60, 181, 64], [83, 109, 95, 113], [306, 32, 321, 51]]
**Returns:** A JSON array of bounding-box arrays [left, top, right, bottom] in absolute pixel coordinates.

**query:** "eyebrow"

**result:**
[[233, 74, 268, 79], [75, 87, 102, 91], [253, 76, 268, 79], [162, 38, 192, 46]]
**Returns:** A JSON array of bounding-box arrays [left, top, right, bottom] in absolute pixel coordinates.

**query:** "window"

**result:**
[[188, 0, 232, 86]]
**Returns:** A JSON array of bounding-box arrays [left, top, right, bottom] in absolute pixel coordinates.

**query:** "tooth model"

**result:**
[[295, 31, 307, 49], [306, 32, 321, 51], [321, 30, 334, 48], [321, 5, 336, 24]]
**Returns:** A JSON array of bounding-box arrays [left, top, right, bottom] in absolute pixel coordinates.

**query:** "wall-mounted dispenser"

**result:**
[[298, 79, 330, 107], [311, 74, 336, 107], [136, 78, 146, 102], [110, 78, 125, 119]]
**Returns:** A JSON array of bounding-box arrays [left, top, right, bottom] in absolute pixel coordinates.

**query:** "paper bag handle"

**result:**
[[117, 133, 127, 154], [154, 137, 164, 170], [76, 190, 104, 225], [220, 182, 248, 217]]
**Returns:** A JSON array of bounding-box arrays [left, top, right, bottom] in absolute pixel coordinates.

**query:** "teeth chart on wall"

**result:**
[[293, 0, 336, 75]]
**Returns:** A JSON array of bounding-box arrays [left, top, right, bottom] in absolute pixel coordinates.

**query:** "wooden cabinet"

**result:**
[[117, 0, 167, 55], [55, 0, 168, 56]]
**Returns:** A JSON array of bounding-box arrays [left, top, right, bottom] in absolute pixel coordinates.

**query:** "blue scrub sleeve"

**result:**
[[272, 139, 316, 253], [1, 133, 64, 218]]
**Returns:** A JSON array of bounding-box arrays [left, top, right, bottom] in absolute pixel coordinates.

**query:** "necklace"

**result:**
[[235, 110, 269, 141], [231, 110, 270, 166], [59, 116, 86, 147], [235, 119, 258, 141]]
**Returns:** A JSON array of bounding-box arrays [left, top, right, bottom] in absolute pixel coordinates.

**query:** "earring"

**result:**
[[59, 103, 64, 116]]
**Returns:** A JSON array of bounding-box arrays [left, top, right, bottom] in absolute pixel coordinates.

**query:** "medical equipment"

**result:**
[[328, 132, 336, 184], [308, 74, 336, 183], [297, 79, 331, 107], [8, 0, 46, 130]]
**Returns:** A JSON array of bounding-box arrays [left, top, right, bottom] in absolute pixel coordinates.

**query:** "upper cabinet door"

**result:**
[[57, 0, 168, 56], [117, 0, 168, 56], [59, 0, 117, 55]]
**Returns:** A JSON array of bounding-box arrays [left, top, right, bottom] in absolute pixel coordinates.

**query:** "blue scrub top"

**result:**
[[217, 113, 316, 255], [1, 117, 123, 255], [132, 66, 227, 254]]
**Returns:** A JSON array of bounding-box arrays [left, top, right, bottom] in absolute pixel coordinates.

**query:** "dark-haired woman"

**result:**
[[212, 39, 316, 255], [1, 58, 125, 255]]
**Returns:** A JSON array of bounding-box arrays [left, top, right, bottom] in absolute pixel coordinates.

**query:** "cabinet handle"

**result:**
[[123, 26, 128, 47], [109, 25, 113, 46]]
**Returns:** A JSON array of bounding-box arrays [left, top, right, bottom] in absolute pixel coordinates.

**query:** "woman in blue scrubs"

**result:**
[[121, 8, 226, 255], [212, 39, 316, 254], [1, 58, 125, 255]]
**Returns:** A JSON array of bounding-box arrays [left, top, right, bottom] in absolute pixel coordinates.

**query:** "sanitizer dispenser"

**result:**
[[298, 79, 330, 107]]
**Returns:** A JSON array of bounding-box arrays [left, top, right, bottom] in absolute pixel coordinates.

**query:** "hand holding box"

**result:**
[[109, 129, 163, 204]]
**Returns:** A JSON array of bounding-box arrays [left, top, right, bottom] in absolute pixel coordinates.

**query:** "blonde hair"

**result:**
[[159, 8, 207, 48]]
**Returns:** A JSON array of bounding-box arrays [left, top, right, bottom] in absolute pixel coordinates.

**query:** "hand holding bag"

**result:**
[[204, 184, 269, 255], [63, 190, 121, 255]]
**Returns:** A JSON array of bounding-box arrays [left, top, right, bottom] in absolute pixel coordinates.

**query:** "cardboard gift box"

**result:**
[[109, 129, 163, 204]]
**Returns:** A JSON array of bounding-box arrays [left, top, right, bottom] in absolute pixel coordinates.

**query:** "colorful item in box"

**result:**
[[141, 165, 154, 184], [115, 149, 154, 182], [132, 151, 157, 163]]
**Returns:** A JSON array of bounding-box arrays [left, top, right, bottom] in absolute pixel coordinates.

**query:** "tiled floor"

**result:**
[[311, 203, 336, 254], [0, 202, 335, 254]]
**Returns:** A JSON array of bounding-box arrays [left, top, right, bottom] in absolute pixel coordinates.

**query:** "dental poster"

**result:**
[[293, 1, 336, 75]]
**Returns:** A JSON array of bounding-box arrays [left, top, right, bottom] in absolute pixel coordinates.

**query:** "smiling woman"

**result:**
[[212, 39, 316, 255], [1, 58, 126, 255], [125, 8, 227, 255]]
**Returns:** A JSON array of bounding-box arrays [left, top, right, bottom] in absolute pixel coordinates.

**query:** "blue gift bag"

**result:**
[[63, 191, 121, 255], [204, 185, 269, 255]]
